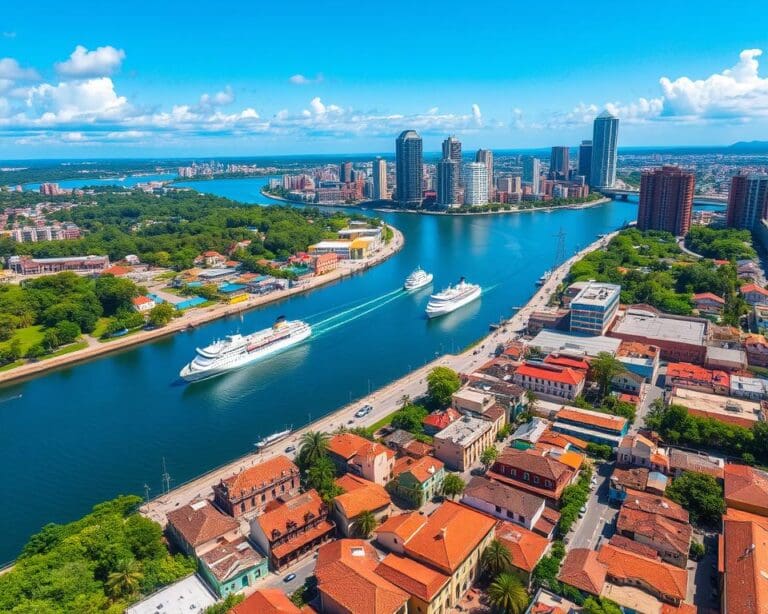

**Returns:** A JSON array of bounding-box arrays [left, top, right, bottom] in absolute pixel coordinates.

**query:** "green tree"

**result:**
[[25, 343, 45, 360], [298, 430, 330, 468], [391, 403, 428, 433], [525, 390, 538, 414], [441, 473, 466, 500], [105, 558, 144, 600], [54, 320, 81, 345], [481, 539, 512, 577], [305, 455, 336, 493], [582, 597, 623, 614], [426, 366, 461, 408], [204, 594, 244, 614], [148, 302, 175, 327], [666, 471, 724, 525], [487, 572, 528, 614], [94, 275, 141, 315], [353, 510, 378, 538], [480, 446, 499, 471], [589, 352, 625, 400]]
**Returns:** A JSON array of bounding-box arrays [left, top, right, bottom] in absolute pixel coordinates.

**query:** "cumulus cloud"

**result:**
[[471, 103, 482, 126], [197, 86, 235, 110], [0, 58, 39, 81], [289, 73, 323, 85], [23, 77, 129, 124], [55, 45, 126, 78]]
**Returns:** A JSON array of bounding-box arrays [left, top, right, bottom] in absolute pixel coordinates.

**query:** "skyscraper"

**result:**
[[372, 157, 388, 200], [522, 156, 541, 195], [437, 158, 459, 207], [637, 165, 695, 235], [578, 140, 592, 182], [589, 111, 619, 189], [549, 146, 570, 180], [726, 173, 768, 230], [442, 135, 462, 166], [395, 130, 423, 207], [340, 161, 353, 183], [475, 149, 494, 200], [463, 162, 488, 206]]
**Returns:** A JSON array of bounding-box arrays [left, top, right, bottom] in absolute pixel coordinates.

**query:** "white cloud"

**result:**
[[55, 45, 126, 78], [0, 58, 40, 82], [198, 86, 234, 110], [289, 73, 323, 85], [23, 77, 129, 124], [471, 103, 482, 126]]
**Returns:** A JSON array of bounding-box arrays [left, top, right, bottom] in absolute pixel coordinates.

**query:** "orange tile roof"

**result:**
[[722, 508, 768, 614], [132, 296, 153, 306], [315, 539, 409, 614], [328, 433, 391, 461], [166, 500, 239, 548], [515, 362, 586, 386], [622, 488, 689, 523], [666, 362, 730, 388], [102, 265, 132, 276], [608, 534, 660, 559], [741, 283, 768, 297], [544, 354, 590, 371], [693, 292, 725, 304], [403, 440, 434, 458], [404, 501, 496, 574], [725, 463, 768, 514], [558, 548, 607, 595], [375, 512, 427, 543], [597, 543, 688, 601], [617, 506, 692, 557], [232, 589, 301, 614], [257, 490, 326, 539], [392, 455, 444, 484], [494, 448, 575, 482], [495, 521, 549, 573], [422, 408, 461, 430], [271, 519, 336, 559], [557, 407, 627, 432], [375, 553, 450, 602], [617, 341, 660, 359], [558, 451, 585, 471], [219, 455, 298, 496], [333, 475, 391, 518]]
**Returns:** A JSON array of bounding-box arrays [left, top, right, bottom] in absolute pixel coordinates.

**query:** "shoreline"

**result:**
[[140, 228, 618, 527], [258, 186, 611, 215], [0, 227, 404, 386]]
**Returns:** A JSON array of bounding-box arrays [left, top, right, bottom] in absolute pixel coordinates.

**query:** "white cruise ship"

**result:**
[[425, 278, 481, 318], [404, 267, 434, 291], [180, 317, 311, 382]]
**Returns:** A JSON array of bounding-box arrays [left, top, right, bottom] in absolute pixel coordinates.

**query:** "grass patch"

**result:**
[[98, 327, 145, 343], [0, 360, 24, 372], [368, 410, 400, 433], [153, 271, 177, 280], [0, 325, 44, 354], [91, 317, 111, 339], [43, 340, 88, 358]]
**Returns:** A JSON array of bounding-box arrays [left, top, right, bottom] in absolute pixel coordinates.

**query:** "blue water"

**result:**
[[0, 175, 639, 563], [21, 173, 177, 191]]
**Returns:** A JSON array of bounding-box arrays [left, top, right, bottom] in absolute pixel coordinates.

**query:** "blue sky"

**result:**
[[1, 0, 768, 157]]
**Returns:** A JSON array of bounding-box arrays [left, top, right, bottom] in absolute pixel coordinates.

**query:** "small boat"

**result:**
[[536, 270, 552, 286], [404, 266, 434, 291], [254, 428, 292, 450]]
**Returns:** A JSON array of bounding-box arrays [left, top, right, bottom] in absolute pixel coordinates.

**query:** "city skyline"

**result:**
[[1, 0, 768, 157]]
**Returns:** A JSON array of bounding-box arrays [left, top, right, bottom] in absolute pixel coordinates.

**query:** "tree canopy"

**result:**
[[665, 470, 725, 525], [426, 366, 461, 408]]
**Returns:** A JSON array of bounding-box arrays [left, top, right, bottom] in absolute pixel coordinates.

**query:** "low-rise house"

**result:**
[[558, 548, 607, 599], [313, 252, 339, 275], [374, 512, 427, 554], [665, 362, 730, 395], [510, 417, 550, 448], [616, 505, 692, 568], [452, 386, 508, 434], [461, 476, 548, 533], [621, 489, 690, 526], [382, 429, 416, 454], [551, 406, 629, 448], [132, 295, 156, 313], [724, 463, 768, 517], [403, 501, 496, 609], [692, 292, 725, 316], [752, 304, 768, 335], [609, 467, 650, 504], [249, 489, 335, 570], [327, 433, 396, 486], [745, 333, 768, 367], [213, 455, 300, 518], [166, 500, 241, 557], [198, 536, 268, 597], [421, 408, 461, 435], [616, 340, 660, 383], [730, 374, 768, 400], [195, 250, 227, 267], [333, 474, 393, 537], [376, 553, 452, 614], [667, 386, 766, 428], [125, 574, 217, 614], [512, 361, 586, 401], [611, 369, 645, 395], [616, 434, 669, 473], [740, 283, 768, 306], [231, 588, 302, 614], [495, 521, 550, 587], [668, 449, 724, 481], [525, 588, 581, 614], [719, 508, 768, 614], [488, 448, 578, 504], [543, 352, 590, 372], [315, 539, 409, 614], [465, 376, 527, 420], [705, 345, 748, 372], [433, 415, 494, 471], [389, 455, 445, 508]]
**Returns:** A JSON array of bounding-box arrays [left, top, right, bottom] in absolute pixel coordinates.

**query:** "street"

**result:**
[[568, 461, 616, 550]]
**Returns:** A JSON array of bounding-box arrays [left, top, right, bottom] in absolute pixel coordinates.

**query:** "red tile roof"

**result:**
[[102, 265, 132, 276], [374, 512, 427, 544], [597, 543, 688, 601], [558, 548, 606, 595], [725, 463, 768, 515], [404, 501, 496, 574], [166, 500, 239, 548], [375, 553, 450, 602], [132, 296, 153, 306], [515, 362, 586, 386], [333, 475, 391, 519], [608, 534, 660, 559], [721, 509, 768, 614], [544, 354, 590, 371], [617, 341, 660, 359], [218, 455, 298, 497], [666, 362, 730, 388], [495, 521, 550, 573], [422, 408, 461, 431], [617, 506, 692, 558], [257, 490, 326, 539], [232, 589, 301, 614], [693, 292, 725, 304], [392, 455, 444, 484], [557, 407, 628, 432], [621, 488, 689, 523], [493, 448, 575, 483], [328, 433, 392, 461], [741, 283, 768, 297]]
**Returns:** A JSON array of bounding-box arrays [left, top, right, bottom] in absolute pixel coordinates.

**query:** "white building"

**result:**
[[590, 111, 619, 189], [463, 162, 489, 206], [523, 157, 541, 195], [125, 575, 216, 614]]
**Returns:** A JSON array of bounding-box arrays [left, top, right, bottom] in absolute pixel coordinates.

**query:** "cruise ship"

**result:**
[[425, 278, 481, 318], [404, 267, 434, 291], [179, 317, 312, 382]]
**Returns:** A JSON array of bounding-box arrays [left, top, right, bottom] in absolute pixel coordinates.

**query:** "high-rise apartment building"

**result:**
[[340, 162, 353, 183], [637, 165, 695, 235], [590, 111, 619, 189], [437, 158, 459, 207], [497, 176, 521, 194], [372, 157, 388, 200], [463, 162, 488, 206], [522, 156, 541, 195], [726, 173, 768, 230], [395, 130, 423, 207], [475, 149, 494, 200], [578, 140, 592, 182], [549, 146, 570, 180], [442, 135, 462, 166]]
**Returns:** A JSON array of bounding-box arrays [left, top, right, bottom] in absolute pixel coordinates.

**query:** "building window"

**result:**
[[523, 472, 530, 481]]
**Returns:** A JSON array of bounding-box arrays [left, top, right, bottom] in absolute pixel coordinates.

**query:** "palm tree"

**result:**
[[440, 473, 466, 500], [481, 539, 512, 578], [298, 430, 330, 467], [488, 572, 528, 614], [354, 510, 378, 538], [399, 394, 411, 408], [106, 558, 143, 600]]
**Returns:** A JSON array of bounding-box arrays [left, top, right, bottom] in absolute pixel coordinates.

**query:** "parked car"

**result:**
[[284, 445, 296, 453], [579, 505, 587, 517], [284, 573, 296, 583]]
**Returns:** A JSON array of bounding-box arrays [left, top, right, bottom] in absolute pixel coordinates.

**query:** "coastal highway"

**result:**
[[141, 230, 617, 527]]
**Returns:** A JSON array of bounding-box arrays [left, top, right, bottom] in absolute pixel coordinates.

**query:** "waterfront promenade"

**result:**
[[0, 227, 404, 385], [141, 229, 617, 527]]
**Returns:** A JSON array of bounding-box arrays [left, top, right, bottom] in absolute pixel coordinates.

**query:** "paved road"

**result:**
[[568, 461, 616, 550]]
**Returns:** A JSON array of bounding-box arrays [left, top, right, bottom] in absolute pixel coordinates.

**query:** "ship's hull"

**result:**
[[404, 273, 433, 291], [180, 325, 312, 382], [425, 286, 481, 318]]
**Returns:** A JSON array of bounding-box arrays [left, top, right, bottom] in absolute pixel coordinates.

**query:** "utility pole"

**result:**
[[161, 457, 172, 495], [553, 227, 567, 269], [143, 483, 151, 502]]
